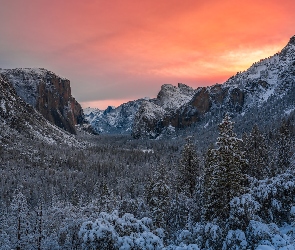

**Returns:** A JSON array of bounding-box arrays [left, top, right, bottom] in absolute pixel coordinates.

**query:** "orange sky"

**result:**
[[0, 0, 294, 109]]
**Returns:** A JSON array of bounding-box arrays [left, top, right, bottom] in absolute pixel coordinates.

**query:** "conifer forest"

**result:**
[[1, 110, 295, 249]]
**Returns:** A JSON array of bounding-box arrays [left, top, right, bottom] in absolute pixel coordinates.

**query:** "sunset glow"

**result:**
[[0, 0, 294, 109]]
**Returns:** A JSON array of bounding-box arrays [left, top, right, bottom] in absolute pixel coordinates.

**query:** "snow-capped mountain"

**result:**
[[0, 68, 85, 134], [84, 98, 149, 134], [0, 73, 82, 147], [85, 83, 195, 135], [132, 35, 295, 138]]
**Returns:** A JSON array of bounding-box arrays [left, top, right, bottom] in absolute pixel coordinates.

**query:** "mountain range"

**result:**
[[84, 35, 295, 139], [0, 36, 294, 142]]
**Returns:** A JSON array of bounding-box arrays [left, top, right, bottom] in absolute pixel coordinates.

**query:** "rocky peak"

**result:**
[[103, 106, 115, 115], [155, 83, 195, 111], [178, 83, 195, 95], [0, 68, 85, 134]]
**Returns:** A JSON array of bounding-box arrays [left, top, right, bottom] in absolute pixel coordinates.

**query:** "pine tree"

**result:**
[[203, 114, 246, 222], [243, 125, 269, 179], [276, 121, 291, 173], [146, 164, 170, 229], [203, 147, 222, 222], [178, 137, 200, 197], [35, 199, 45, 250], [0, 207, 11, 250], [99, 180, 116, 213], [9, 191, 33, 250]]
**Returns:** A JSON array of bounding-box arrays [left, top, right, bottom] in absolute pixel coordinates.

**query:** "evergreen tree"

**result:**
[[243, 125, 269, 179], [203, 147, 221, 222], [99, 180, 116, 213], [146, 164, 170, 229], [203, 114, 246, 222], [178, 137, 200, 197], [35, 199, 45, 250], [276, 121, 291, 173], [9, 191, 33, 250]]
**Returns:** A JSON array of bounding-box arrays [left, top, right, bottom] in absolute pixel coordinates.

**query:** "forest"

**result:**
[[0, 109, 295, 249]]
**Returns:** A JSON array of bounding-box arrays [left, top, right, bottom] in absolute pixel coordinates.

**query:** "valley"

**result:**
[[0, 36, 295, 249]]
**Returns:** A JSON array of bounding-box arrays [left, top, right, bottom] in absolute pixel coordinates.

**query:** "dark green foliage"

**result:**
[[276, 121, 292, 173], [146, 164, 170, 229], [243, 125, 269, 179], [177, 137, 200, 197], [203, 114, 246, 222]]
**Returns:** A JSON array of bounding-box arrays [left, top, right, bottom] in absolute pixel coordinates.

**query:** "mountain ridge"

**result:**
[[131, 35, 295, 138], [0, 68, 85, 134]]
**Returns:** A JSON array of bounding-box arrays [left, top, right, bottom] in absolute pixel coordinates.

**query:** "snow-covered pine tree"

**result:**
[[203, 114, 246, 222], [276, 121, 291, 173], [178, 137, 200, 198], [203, 147, 221, 222], [146, 164, 170, 229], [243, 125, 269, 179], [99, 180, 116, 213], [0, 207, 11, 250], [9, 191, 34, 250]]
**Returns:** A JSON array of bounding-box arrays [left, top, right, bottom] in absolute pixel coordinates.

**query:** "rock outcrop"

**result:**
[[0, 68, 85, 134], [0, 73, 82, 146]]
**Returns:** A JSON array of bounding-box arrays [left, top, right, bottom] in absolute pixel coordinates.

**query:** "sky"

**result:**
[[0, 0, 294, 109]]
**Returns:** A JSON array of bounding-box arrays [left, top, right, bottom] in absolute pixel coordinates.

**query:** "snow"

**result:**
[[203, 122, 209, 128], [290, 207, 295, 216], [248, 65, 267, 79], [0, 68, 67, 107], [260, 87, 275, 102], [285, 107, 295, 116], [157, 84, 195, 111], [256, 245, 275, 250], [79, 211, 164, 249], [0, 99, 6, 113], [142, 149, 154, 153], [84, 99, 146, 134]]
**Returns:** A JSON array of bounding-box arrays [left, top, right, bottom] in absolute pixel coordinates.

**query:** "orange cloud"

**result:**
[[0, 0, 294, 109]]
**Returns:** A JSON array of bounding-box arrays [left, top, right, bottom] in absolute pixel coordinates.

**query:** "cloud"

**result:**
[[0, 0, 294, 109]]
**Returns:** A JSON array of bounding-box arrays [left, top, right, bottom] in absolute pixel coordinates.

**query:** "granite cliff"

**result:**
[[0, 68, 85, 134]]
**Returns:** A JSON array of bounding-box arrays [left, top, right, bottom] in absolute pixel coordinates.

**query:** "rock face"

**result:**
[[0, 68, 85, 134], [132, 101, 166, 138], [153, 83, 195, 111], [132, 35, 295, 138], [0, 73, 81, 146]]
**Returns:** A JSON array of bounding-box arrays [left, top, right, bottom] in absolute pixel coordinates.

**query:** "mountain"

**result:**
[[0, 68, 85, 134], [0, 73, 82, 147], [84, 83, 195, 135], [84, 98, 149, 134], [132, 35, 295, 138]]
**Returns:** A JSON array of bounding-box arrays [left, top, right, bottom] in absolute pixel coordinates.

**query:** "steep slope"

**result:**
[[0, 73, 82, 147], [0, 68, 85, 134], [132, 35, 295, 138]]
